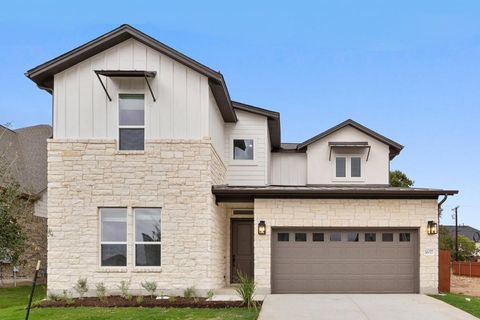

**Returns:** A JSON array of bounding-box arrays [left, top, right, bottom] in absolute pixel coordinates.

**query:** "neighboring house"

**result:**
[[25, 24, 457, 296], [443, 225, 480, 251], [0, 124, 51, 279]]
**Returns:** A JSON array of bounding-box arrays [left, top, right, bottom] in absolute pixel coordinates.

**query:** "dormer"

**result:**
[[298, 119, 403, 185]]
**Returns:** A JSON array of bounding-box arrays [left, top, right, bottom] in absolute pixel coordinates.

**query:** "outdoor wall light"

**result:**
[[427, 220, 438, 235], [258, 220, 266, 235]]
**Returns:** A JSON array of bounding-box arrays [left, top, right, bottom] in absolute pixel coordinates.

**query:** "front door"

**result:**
[[231, 219, 254, 283]]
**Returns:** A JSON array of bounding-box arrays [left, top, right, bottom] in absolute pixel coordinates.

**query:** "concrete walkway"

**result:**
[[258, 294, 478, 320]]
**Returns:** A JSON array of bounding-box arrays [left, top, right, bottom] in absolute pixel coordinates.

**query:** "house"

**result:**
[[25, 24, 458, 296], [442, 225, 480, 251], [0, 124, 51, 280]]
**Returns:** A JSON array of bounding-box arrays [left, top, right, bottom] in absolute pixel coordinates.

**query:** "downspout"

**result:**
[[437, 194, 448, 293], [438, 194, 448, 217]]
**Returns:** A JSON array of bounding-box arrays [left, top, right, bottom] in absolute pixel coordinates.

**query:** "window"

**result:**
[[336, 157, 346, 177], [382, 233, 394, 242], [278, 233, 289, 242], [351, 157, 361, 177], [295, 233, 307, 242], [100, 208, 127, 267], [334, 155, 363, 179], [348, 232, 359, 242], [119, 94, 145, 150], [365, 233, 376, 242], [330, 232, 341, 241], [313, 233, 324, 242], [135, 208, 161, 267], [399, 233, 411, 242], [233, 139, 254, 160]]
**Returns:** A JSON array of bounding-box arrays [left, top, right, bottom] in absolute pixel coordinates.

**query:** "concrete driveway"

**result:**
[[258, 294, 478, 320]]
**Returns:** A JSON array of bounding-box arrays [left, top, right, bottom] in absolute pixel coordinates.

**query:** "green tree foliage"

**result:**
[[439, 226, 478, 261], [389, 170, 414, 187]]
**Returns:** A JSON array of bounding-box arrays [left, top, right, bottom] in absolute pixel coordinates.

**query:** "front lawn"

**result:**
[[0, 285, 258, 320], [432, 293, 480, 318]]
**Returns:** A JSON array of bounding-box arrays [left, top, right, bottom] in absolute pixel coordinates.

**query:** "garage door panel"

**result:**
[[272, 228, 418, 293]]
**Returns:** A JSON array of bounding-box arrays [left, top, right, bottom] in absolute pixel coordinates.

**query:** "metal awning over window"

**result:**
[[328, 141, 371, 161], [94, 70, 157, 102]]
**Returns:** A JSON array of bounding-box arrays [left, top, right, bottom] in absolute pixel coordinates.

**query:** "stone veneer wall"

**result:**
[[47, 139, 225, 296], [254, 199, 439, 294]]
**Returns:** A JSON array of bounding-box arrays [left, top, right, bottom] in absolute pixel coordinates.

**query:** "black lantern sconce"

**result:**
[[258, 220, 266, 235], [427, 220, 438, 235]]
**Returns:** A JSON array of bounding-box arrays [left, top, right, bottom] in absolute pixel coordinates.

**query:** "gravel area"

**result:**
[[452, 274, 480, 297]]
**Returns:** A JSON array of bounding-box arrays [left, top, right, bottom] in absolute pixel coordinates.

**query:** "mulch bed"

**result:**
[[36, 296, 261, 309]]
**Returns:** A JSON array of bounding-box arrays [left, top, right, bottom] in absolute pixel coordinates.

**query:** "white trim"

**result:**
[[117, 92, 146, 151], [99, 207, 128, 268], [230, 136, 257, 165], [133, 207, 162, 269], [332, 153, 365, 182]]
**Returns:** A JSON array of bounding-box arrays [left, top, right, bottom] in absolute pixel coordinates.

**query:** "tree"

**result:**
[[389, 170, 414, 187], [0, 126, 30, 268], [439, 226, 478, 261]]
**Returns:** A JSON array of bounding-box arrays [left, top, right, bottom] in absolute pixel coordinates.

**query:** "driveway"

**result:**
[[258, 294, 477, 320]]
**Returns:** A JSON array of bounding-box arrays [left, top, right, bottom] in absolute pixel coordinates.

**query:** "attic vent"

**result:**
[[232, 209, 254, 215]]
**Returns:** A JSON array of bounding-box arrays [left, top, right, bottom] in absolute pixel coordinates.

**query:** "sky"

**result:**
[[0, 1, 479, 227]]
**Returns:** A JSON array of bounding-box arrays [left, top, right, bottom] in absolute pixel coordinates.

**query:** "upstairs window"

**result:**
[[335, 155, 363, 180], [233, 139, 254, 160], [119, 94, 145, 150]]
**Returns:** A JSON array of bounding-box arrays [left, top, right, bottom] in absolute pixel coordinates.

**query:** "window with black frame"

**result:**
[[119, 94, 145, 150]]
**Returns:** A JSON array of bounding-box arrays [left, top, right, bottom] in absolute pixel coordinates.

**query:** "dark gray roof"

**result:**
[[0, 124, 52, 195], [297, 119, 404, 160], [442, 225, 480, 242], [25, 24, 237, 123], [212, 185, 458, 202]]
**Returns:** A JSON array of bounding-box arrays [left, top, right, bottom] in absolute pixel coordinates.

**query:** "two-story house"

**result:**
[[26, 25, 457, 296]]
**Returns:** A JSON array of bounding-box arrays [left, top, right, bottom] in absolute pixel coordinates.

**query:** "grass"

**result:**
[[432, 293, 480, 318], [0, 285, 258, 320]]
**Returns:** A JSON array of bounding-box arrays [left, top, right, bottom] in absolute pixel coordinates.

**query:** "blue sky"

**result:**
[[0, 1, 479, 227]]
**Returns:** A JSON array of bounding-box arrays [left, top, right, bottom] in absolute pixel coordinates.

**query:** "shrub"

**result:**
[[141, 281, 157, 297], [183, 286, 196, 299], [168, 296, 177, 303], [73, 278, 89, 299], [207, 289, 215, 300], [117, 280, 131, 299], [48, 292, 61, 301], [61, 290, 74, 304], [136, 295, 144, 304], [95, 282, 107, 300], [235, 271, 257, 310]]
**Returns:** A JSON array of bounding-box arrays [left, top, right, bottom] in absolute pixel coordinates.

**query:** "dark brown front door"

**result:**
[[231, 219, 254, 283]]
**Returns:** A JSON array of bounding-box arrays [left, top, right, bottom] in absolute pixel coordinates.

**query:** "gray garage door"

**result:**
[[272, 229, 418, 293]]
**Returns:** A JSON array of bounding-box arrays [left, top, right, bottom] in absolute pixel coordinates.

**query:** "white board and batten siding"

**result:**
[[271, 153, 307, 185], [53, 39, 211, 140], [224, 110, 269, 186], [208, 88, 225, 159]]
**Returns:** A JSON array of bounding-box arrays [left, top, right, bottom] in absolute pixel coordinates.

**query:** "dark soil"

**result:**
[[36, 296, 262, 309]]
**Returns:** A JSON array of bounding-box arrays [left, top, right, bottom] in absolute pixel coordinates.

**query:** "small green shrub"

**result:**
[[73, 277, 89, 299], [168, 295, 177, 303], [183, 286, 196, 299], [61, 290, 74, 305], [235, 271, 257, 310], [117, 280, 131, 299], [95, 282, 107, 300], [141, 281, 157, 297], [136, 295, 144, 304], [207, 289, 215, 300], [48, 292, 61, 301]]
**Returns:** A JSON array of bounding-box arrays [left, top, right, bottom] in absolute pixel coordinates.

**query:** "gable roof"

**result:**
[[232, 101, 281, 148], [25, 24, 237, 122], [442, 225, 480, 242], [0, 124, 52, 195], [297, 119, 404, 159]]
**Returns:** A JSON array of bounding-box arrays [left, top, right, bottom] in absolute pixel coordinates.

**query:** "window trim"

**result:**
[[332, 153, 365, 182], [99, 207, 128, 268], [230, 136, 257, 165], [118, 92, 146, 151], [133, 207, 162, 268]]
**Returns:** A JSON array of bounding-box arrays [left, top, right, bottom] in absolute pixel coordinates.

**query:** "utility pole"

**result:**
[[452, 206, 460, 261]]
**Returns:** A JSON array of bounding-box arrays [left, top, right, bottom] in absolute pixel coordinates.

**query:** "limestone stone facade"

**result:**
[[47, 138, 226, 296], [253, 198, 439, 294]]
